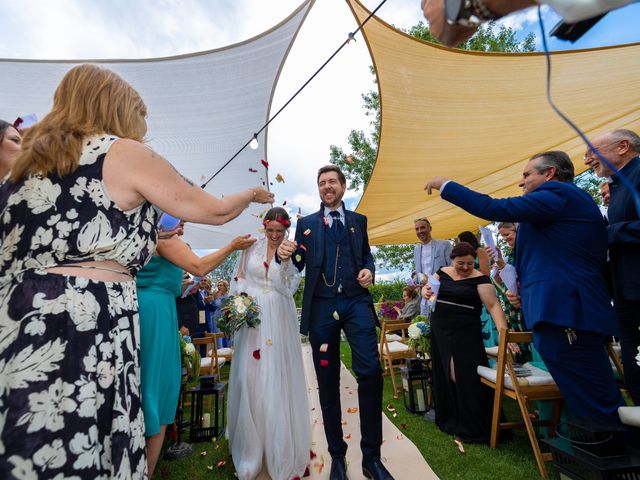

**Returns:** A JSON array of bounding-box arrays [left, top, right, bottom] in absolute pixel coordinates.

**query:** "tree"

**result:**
[[574, 169, 604, 206], [329, 22, 536, 271]]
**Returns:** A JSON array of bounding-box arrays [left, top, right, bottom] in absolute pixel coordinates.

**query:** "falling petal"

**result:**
[[320, 359, 329, 367], [295, 254, 302, 262], [344, 433, 352, 439], [304, 466, 311, 477], [319, 343, 329, 352], [261, 159, 269, 169], [248, 168, 258, 173], [304, 228, 311, 236], [275, 173, 285, 183], [299, 244, 307, 251], [266, 339, 273, 346], [263, 261, 269, 269], [323, 216, 329, 226], [332, 311, 340, 320], [233, 276, 238, 282], [253, 349, 261, 360], [283, 200, 287, 206], [310, 450, 317, 460], [347, 407, 358, 414]]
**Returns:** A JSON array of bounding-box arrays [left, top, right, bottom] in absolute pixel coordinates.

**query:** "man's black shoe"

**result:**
[[362, 457, 394, 480], [330, 456, 348, 480]]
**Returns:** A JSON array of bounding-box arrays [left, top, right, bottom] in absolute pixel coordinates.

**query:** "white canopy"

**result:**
[[0, 0, 314, 249]]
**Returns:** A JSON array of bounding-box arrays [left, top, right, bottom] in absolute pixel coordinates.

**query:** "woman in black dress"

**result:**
[[422, 242, 508, 444]]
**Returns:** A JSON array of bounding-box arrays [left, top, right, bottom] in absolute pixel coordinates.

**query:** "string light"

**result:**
[[249, 133, 259, 150]]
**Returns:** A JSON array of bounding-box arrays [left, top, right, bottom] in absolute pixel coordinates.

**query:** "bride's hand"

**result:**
[[278, 240, 296, 261]]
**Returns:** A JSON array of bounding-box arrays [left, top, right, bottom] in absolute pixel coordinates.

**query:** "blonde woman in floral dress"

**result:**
[[0, 64, 272, 479]]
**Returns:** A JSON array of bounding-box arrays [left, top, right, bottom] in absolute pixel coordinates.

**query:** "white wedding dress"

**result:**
[[227, 237, 311, 480]]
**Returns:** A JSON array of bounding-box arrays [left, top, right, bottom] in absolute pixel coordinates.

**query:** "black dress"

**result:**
[[431, 268, 494, 443]]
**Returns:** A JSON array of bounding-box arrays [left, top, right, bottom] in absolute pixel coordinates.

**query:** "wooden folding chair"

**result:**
[[378, 320, 416, 399], [478, 328, 563, 479], [193, 333, 226, 379]]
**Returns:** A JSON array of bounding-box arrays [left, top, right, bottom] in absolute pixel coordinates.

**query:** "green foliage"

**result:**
[[374, 244, 414, 271], [369, 278, 406, 302], [574, 169, 604, 205], [293, 277, 305, 308], [209, 251, 239, 284]]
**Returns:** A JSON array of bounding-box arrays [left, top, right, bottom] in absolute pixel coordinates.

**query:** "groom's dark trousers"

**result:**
[[290, 204, 383, 460], [309, 293, 382, 458]]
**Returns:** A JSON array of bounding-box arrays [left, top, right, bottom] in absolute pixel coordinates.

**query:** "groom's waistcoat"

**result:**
[[314, 225, 363, 298]]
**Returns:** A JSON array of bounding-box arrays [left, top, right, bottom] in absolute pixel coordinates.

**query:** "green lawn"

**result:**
[[155, 341, 546, 479]]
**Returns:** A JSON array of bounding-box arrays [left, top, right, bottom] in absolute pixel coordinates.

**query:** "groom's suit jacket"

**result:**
[[291, 205, 375, 335], [441, 180, 618, 337]]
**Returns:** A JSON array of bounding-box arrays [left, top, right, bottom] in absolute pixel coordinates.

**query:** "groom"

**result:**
[[278, 165, 393, 480]]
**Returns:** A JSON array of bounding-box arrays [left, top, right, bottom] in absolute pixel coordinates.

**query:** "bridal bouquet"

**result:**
[[218, 292, 261, 336], [408, 316, 431, 357]]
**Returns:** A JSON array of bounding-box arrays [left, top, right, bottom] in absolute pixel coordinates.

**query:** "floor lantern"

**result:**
[[400, 358, 431, 414], [187, 375, 226, 441]]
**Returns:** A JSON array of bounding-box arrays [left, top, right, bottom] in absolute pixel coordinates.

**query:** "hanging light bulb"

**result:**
[[249, 133, 259, 150]]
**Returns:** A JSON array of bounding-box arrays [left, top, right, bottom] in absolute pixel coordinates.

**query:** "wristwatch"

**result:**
[[445, 0, 501, 27]]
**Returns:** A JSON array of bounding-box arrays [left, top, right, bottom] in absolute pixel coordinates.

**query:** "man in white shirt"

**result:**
[[413, 217, 453, 315]]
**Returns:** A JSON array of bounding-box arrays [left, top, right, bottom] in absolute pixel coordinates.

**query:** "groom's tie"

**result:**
[[329, 211, 344, 236]]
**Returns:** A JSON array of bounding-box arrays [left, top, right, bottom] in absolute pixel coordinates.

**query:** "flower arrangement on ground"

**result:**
[[408, 315, 431, 357], [179, 334, 201, 380], [218, 292, 261, 336]]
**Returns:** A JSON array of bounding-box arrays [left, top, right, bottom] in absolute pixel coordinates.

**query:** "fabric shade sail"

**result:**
[[347, 0, 640, 245], [0, 0, 314, 249]]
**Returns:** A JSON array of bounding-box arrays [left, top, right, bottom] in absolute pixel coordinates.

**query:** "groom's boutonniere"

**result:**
[[350, 227, 355, 234]]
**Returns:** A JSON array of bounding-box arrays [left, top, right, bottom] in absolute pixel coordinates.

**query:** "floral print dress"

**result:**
[[0, 135, 157, 479]]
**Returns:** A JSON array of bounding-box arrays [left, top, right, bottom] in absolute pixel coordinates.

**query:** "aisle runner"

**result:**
[[302, 343, 438, 480]]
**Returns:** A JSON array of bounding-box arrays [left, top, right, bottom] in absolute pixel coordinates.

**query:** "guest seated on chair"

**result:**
[[393, 286, 421, 322]]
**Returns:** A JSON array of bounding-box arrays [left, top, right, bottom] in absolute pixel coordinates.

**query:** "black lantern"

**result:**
[[187, 375, 226, 441], [400, 359, 431, 414]]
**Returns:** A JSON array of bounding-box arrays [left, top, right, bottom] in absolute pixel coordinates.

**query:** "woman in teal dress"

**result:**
[[137, 227, 255, 477]]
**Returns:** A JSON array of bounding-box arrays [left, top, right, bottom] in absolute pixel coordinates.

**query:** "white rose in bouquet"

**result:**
[[184, 342, 195, 356], [408, 324, 421, 340], [234, 296, 247, 314]]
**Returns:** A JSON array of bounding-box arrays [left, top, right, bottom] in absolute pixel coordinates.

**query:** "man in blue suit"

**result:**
[[585, 129, 640, 405], [278, 165, 393, 480], [426, 151, 624, 424]]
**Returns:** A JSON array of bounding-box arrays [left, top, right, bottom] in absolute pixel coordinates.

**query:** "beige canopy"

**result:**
[[347, 0, 640, 245]]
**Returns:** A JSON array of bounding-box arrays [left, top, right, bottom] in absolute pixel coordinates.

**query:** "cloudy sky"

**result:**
[[1, 0, 639, 267]]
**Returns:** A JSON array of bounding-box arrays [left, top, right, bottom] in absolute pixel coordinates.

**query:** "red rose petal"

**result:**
[[261, 159, 269, 168], [263, 261, 269, 269], [216, 460, 226, 468], [310, 450, 317, 460], [304, 465, 311, 477], [233, 276, 238, 282], [248, 168, 258, 173], [253, 349, 261, 360], [320, 359, 329, 367], [283, 200, 287, 206], [299, 244, 307, 251]]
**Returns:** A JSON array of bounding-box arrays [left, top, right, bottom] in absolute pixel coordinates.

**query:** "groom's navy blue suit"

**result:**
[[290, 203, 382, 460]]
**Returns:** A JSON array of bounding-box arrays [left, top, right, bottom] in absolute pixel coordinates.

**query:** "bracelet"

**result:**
[[472, 0, 501, 22]]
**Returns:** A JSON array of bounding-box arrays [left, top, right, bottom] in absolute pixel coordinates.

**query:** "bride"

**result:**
[[227, 207, 311, 480]]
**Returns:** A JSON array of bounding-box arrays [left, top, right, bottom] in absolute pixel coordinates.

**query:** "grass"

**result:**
[[155, 341, 546, 479]]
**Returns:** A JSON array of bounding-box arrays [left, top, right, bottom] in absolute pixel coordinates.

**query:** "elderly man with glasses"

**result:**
[[585, 129, 640, 406]]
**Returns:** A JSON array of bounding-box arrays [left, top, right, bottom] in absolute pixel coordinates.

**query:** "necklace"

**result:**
[[321, 245, 340, 287]]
